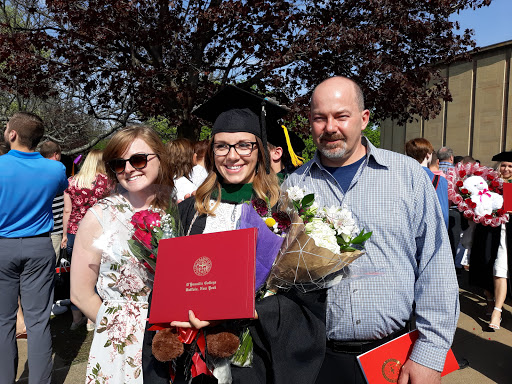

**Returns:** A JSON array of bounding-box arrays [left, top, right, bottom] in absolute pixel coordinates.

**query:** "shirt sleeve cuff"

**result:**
[[409, 339, 450, 372]]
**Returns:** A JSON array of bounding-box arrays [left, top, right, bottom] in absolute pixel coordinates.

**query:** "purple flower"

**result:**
[[272, 211, 291, 232], [252, 198, 268, 217]]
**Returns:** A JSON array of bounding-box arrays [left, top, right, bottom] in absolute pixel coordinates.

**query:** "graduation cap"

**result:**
[[492, 151, 512, 162], [193, 85, 304, 172], [267, 125, 305, 167]]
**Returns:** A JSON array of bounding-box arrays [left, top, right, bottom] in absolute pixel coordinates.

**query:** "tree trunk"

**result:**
[[177, 121, 200, 140]]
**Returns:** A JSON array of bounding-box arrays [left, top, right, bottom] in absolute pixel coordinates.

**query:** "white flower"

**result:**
[[304, 219, 340, 254], [287, 186, 306, 201], [307, 201, 319, 215]]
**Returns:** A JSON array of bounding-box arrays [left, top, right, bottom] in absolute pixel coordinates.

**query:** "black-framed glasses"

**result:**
[[108, 153, 159, 174], [213, 142, 258, 157]]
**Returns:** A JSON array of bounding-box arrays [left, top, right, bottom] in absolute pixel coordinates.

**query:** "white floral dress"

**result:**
[[85, 195, 153, 384]]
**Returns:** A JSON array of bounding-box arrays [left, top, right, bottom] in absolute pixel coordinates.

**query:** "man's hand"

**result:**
[[397, 359, 441, 384], [176, 190, 196, 204]]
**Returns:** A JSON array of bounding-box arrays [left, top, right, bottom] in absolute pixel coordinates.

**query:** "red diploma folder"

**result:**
[[357, 330, 459, 383], [503, 182, 512, 212], [148, 228, 257, 323]]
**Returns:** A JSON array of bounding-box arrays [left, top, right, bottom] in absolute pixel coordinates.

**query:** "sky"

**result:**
[[450, 0, 512, 48]]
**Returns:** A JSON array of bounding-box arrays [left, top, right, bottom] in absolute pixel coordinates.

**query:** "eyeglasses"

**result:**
[[213, 142, 258, 157], [108, 153, 159, 174]]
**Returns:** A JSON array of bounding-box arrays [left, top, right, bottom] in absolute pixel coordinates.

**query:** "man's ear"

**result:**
[[7, 129, 17, 142], [270, 147, 283, 161]]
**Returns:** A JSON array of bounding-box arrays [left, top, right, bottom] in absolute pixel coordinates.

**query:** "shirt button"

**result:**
[[356, 320, 361, 325]]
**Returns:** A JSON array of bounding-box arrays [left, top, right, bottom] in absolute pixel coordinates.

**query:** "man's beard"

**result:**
[[317, 133, 347, 159]]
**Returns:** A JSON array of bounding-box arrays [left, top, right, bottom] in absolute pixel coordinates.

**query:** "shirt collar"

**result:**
[[7, 149, 42, 159], [311, 136, 389, 170]]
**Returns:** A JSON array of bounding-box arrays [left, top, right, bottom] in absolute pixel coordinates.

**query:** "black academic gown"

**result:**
[[143, 197, 326, 384]]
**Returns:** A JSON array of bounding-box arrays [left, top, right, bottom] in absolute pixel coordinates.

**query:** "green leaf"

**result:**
[[351, 230, 372, 245], [301, 194, 315, 207]]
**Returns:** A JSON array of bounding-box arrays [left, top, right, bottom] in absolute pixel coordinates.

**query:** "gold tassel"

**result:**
[[281, 125, 304, 167]]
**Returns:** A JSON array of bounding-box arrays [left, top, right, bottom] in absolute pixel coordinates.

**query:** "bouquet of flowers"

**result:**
[[447, 162, 508, 227], [128, 204, 182, 272], [265, 186, 372, 293]]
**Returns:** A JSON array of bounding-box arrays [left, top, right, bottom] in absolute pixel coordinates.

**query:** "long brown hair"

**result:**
[[194, 136, 280, 215], [167, 138, 194, 179], [103, 125, 173, 210]]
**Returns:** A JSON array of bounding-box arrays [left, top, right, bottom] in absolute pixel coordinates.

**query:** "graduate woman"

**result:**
[[142, 86, 325, 384]]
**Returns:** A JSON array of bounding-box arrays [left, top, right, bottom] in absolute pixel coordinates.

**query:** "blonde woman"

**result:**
[[62, 149, 114, 330], [143, 86, 324, 384]]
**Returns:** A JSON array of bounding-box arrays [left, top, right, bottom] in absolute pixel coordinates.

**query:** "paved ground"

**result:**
[[14, 270, 512, 383]]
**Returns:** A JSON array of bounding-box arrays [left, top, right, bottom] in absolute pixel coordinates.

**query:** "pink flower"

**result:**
[[453, 195, 463, 204]]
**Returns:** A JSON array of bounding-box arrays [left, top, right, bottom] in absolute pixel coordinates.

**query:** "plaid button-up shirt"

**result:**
[[283, 137, 459, 371]]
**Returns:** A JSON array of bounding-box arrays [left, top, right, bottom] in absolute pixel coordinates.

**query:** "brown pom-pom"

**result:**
[[206, 330, 240, 358], [152, 328, 184, 362]]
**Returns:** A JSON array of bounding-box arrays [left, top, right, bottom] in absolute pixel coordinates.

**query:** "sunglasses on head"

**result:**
[[108, 153, 159, 174]]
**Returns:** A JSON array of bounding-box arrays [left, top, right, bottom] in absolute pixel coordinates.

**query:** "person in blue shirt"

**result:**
[[405, 138, 449, 229], [0, 112, 68, 384]]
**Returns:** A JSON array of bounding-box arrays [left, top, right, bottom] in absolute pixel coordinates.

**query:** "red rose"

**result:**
[[460, 188, 469, 195], [464, 210, 474, 219], [491, 180, 499, 187], [131, 210, 151, 230], [497, 209, 505, 216], [470, 201, 477, 209], [133, 228, 152, 248], [487, 174, 495, 181], [459, 170, 466, 177], [464, 198, 472, 205], [474, 171, 483, 176], [143, 212, 161, 229], [456, 180, 463, 187]]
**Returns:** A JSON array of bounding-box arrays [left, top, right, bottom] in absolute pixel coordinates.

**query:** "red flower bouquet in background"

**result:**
[[447, 162, 508, 227]]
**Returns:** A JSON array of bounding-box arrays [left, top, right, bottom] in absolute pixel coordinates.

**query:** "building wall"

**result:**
[[381, 41, 512, 166]]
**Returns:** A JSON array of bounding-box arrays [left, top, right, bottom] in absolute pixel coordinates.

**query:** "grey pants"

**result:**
[[0, 236, 55, 384]]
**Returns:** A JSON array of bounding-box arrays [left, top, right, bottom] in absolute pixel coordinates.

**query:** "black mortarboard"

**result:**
[[267, 124, 305, 167], [193, 85, 292, 173], [492, 151, 512, 162]]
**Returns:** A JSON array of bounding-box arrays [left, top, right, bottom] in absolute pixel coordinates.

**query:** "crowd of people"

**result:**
[[0, 75, 509, 384]]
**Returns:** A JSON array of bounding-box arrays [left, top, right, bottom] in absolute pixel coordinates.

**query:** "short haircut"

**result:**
[[193, 139, 209, 161], [7, 112, 45, 150], [405, 138, 434, 163], [437, 146, 453, 161], [430, 150, 439, 164], [39, 141, 61, 158], [462, 155, 476, 164]]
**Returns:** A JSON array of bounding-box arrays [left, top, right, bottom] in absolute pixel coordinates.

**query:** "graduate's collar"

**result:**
[[217, 182, 254, 203]]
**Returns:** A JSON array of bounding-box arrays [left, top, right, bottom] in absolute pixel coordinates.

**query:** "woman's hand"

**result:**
[[61, 235, 68, 249], [170, 310, 210, 329]]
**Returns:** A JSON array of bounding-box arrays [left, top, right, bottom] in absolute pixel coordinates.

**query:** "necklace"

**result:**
[[230, 204, 238, 230]]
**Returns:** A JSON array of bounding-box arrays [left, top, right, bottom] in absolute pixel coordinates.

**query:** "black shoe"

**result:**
[[457, 358, 469, 370]]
